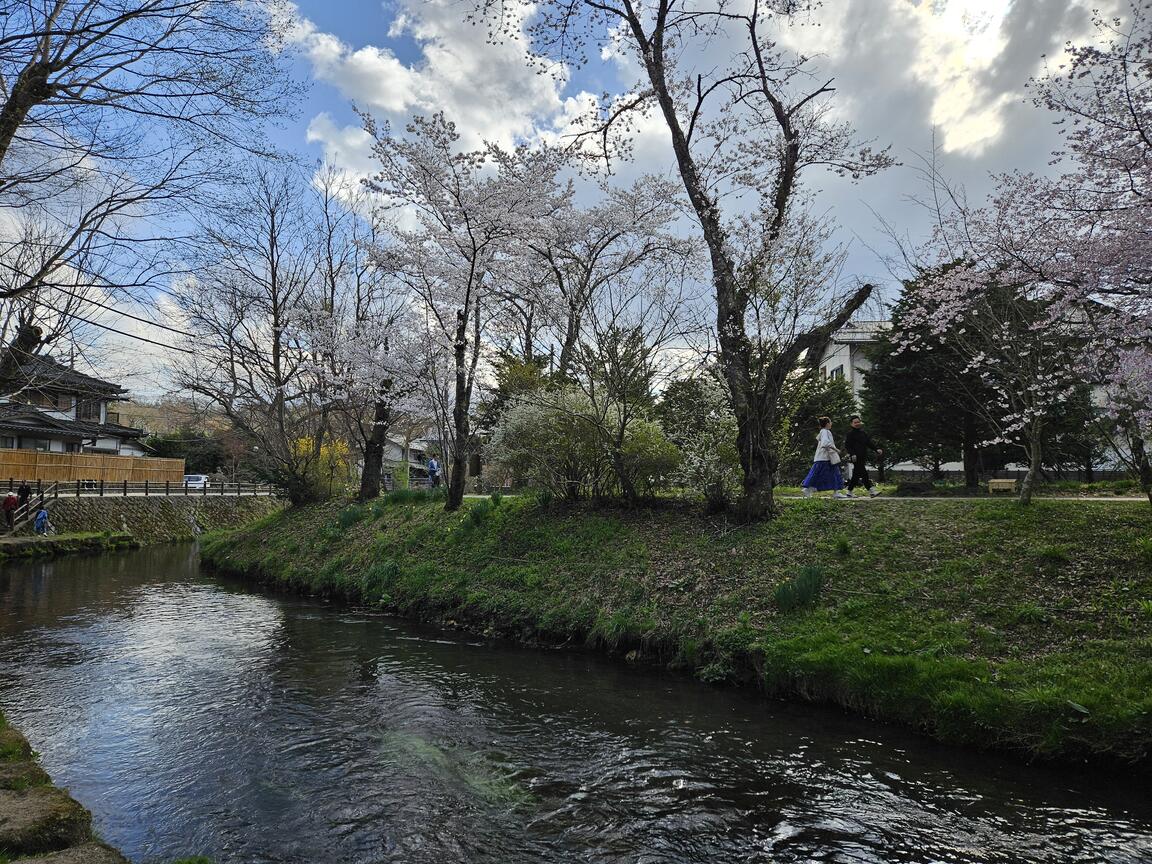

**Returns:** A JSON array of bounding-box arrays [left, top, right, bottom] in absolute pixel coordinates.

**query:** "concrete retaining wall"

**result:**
[[39, 495, 284, 544]]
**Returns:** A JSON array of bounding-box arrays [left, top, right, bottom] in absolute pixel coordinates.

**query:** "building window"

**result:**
[[77, 400, 102, 421], [15, 391, 72, 411], [0, 437, 13, 449], [65, 442, 80, 453], [819, 366, 827, 380], [830, 365, 845, 381], [18, 438, 52, 451]]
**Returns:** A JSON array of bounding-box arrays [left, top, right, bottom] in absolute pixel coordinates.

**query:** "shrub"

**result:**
[[774, 565, 825, 613], [488, 390, 681, 501], [663, 377, 741, 512], [487, 391, 604, 500], [618, 419, 682, 497]]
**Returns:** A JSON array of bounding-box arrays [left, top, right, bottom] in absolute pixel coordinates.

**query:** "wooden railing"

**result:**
[[4, 479, 277, 500]]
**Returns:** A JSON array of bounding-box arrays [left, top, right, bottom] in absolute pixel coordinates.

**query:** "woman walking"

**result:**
[[801, 416, 849, 499]]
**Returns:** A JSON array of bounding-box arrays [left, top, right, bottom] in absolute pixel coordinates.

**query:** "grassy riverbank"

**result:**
[[202, 494, 1152, 765], [0, 532, 137, 562]]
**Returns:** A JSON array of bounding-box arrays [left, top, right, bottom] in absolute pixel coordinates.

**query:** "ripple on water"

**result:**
[[0, 546, 1149, 864]]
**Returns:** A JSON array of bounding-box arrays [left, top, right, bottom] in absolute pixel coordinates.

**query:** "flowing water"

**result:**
[[0, 545, 1148, 864]]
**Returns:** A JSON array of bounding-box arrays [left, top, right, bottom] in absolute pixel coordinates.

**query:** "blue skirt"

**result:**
[[802, 460, 843, 491]]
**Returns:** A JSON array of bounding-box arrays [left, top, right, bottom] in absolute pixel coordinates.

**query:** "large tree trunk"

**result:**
[[962, 414, 980, 488], [733, 400, 781, 521], [1130, 434, 1152, 510], [357, 389, 392, 502], [445, 310, 470, 512], [1019, 429, 1043, 505]]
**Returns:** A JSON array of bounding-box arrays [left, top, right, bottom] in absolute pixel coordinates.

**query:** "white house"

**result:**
[[0, 355, 147, 456], [813, 319, 891, 400]]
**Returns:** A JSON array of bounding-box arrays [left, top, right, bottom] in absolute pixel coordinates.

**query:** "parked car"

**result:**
[[183, 474, 209, 489]]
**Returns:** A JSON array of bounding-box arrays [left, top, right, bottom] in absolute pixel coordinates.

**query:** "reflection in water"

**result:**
[[0, 546, 1149, 863]]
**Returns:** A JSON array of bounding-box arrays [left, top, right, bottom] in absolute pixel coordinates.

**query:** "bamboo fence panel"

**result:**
[[0, 451, 185, 483]]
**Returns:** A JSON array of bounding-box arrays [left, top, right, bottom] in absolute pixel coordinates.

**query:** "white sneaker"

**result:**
[[833, 492, 849, 499], [802, 486, 813, 498], [869, 489, 881, 498]]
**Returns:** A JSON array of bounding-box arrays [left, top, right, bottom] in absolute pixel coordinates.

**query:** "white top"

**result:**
[[813, 428, 837, 462]]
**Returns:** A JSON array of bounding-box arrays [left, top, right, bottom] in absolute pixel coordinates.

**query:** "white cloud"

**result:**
[[285, 0, 568, 172]]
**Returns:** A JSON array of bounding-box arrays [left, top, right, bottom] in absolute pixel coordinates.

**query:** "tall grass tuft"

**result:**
[[465, 498, 494, 529], [774, 565, 825, 613]]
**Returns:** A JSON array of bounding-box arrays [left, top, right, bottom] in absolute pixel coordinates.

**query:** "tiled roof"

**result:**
[[0, 403, 143, 440], [0, 354, 126, 396]]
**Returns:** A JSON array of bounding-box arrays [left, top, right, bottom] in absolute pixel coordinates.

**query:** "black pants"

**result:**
[[847, 459, 873, 491]]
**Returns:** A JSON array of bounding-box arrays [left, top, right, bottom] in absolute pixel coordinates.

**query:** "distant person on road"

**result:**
[[16, 481, 31, 510], [3, 492, 18, 531], [844, 415, 883, 498], [801, 417, 849, 500], [33, 506, 51, 536], [427, 456, 441, 489]]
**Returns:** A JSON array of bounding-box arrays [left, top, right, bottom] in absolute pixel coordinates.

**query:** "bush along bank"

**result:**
[[202, 493, 1152, 767]]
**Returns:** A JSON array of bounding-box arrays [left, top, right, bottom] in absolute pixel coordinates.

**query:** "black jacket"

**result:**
[[844, 427, 879, 458]]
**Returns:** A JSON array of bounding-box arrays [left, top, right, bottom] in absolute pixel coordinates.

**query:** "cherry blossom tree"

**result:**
[[292, 168, 422, 502], [363, 113, 571, 511], [897, 267, 1082, 504], [908, 2, 1152, 505], [507, 175, 693, 379], [474, 0, 892, 520]]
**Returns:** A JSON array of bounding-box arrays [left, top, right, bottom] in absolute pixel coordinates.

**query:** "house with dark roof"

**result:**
[[0, 354, 147, 456]]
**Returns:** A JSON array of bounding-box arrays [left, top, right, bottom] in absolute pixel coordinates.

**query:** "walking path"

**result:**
[[780, 494, 1148, 502]]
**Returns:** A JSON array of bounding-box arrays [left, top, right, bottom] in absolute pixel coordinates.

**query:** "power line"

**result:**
[[42, 284, 196, 339], [32, 297, 196, 354]]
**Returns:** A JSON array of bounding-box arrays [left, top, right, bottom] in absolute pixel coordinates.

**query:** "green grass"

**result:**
[[202, 496, 1152, 765]]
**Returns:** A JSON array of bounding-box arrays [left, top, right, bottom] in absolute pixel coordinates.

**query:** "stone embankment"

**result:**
[[0, 713, 128, 863], [24, 495, 283, 547]]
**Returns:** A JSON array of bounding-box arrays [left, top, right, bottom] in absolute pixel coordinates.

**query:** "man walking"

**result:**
[[845, 415, 883, 498], [426, 455, 441, 489]]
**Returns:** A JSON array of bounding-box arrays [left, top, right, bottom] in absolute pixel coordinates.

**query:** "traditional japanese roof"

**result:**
[[0, 354, 128, 397], [0, 403, 143, 440]]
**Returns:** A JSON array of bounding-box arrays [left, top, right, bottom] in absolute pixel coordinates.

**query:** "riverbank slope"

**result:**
[[202, 495, 1152, 765]]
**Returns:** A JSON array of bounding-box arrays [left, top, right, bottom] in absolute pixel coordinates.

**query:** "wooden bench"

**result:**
[[988, 478, 1017, 494]]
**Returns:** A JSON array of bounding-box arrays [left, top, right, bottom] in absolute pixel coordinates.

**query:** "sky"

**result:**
[[270, 0, 1121, 288], [108, 0, 1126, 398]]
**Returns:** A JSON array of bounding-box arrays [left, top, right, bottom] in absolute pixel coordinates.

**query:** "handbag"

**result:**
[[828, 448, 841, 465]]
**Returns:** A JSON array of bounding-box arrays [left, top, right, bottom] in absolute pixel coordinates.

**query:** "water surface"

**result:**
[[0, 545, 1148, 863]]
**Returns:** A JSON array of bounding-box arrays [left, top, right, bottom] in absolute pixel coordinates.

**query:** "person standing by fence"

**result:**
[[427, 455, 441, 489], [16, 481, 31, 511], [3, 492, 18, 531]]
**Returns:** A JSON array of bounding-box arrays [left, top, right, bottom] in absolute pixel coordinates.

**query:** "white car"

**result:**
[[183, 474, 210, 489]]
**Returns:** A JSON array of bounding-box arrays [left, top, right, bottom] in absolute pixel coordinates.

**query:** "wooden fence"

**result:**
[[0, 452, 185, 483]]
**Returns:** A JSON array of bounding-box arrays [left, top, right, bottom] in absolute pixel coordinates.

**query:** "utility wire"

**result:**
[[32, 298, 196, 354], [42, 284, 196, 339]]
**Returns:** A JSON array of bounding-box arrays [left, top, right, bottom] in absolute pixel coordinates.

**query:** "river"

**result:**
[[0, 545, 1148, 863]]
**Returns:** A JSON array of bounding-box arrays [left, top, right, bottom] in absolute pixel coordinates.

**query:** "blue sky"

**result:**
[[273, 0, 1124, 294], [98, 0, 1127, 397]]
